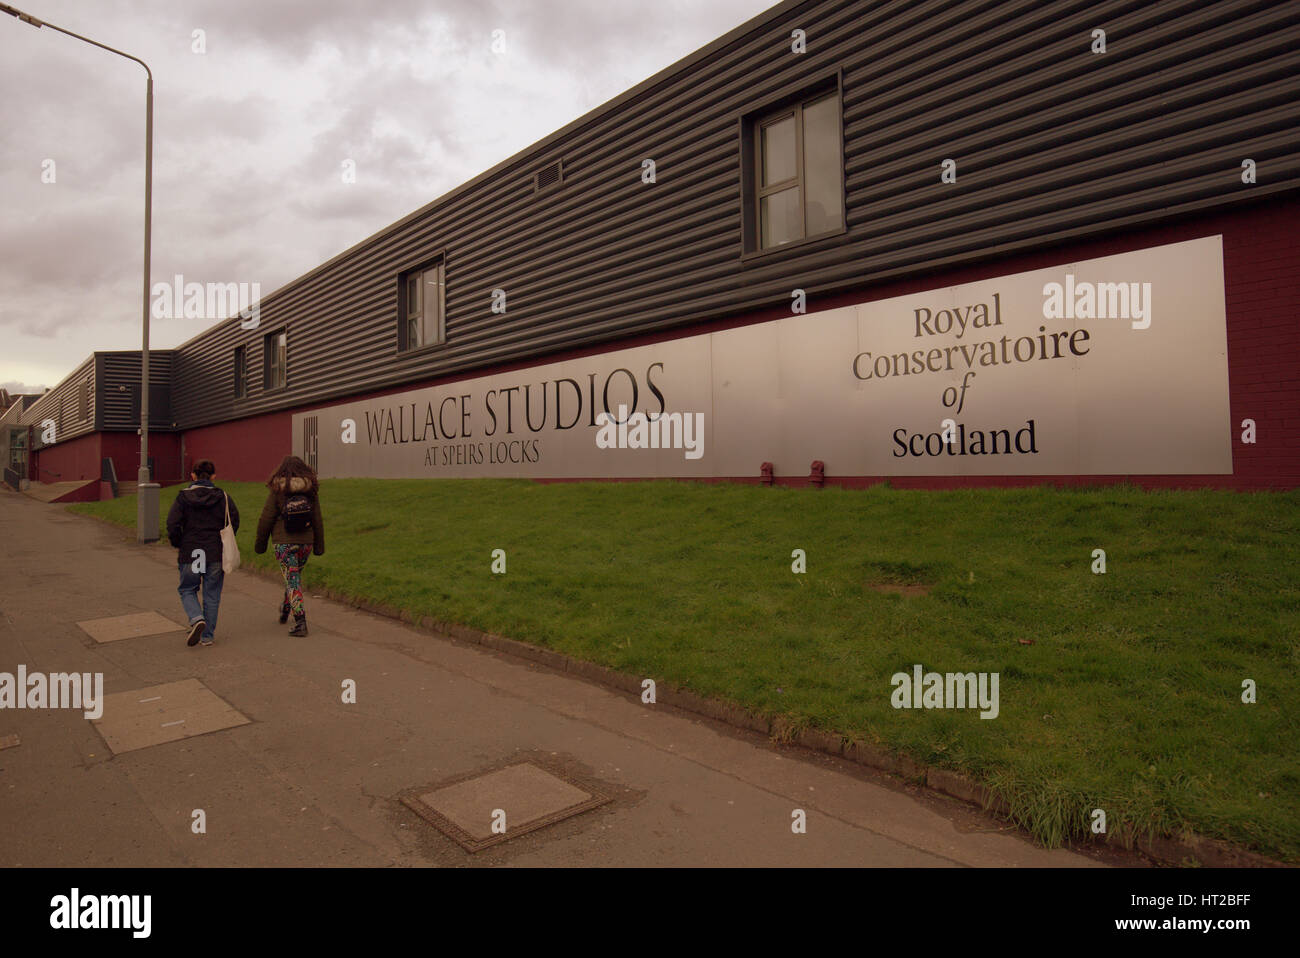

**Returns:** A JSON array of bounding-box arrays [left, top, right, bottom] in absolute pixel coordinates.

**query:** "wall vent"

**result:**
[[533, 159, 564, 193]]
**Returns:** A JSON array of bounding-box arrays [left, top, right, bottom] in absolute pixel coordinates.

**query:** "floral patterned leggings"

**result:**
[[275, 543, 313, 616]]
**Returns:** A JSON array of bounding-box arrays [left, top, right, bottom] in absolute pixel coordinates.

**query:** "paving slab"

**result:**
[[77, 611, 184, 644], [92, 678, 250, 754]]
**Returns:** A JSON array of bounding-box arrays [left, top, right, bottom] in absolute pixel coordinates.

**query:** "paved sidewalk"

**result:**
[[0, 488, 1108, 866]]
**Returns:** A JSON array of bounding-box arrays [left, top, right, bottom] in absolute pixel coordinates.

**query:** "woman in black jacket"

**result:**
[[254, 456, 324, 636]]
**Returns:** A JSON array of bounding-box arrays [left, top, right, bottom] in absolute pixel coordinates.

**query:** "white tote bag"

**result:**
[[220, 492, 241, 573]]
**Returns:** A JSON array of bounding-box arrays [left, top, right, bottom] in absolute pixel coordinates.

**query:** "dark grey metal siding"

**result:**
[[22, 355, 95, 450], [95, 352, 176, 432], [170, 0, 1300, 430]]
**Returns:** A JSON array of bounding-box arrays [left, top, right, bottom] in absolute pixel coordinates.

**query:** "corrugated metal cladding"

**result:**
[[169, 0, 1300, 431], [24, 350, 175, 447], [95, 351, 176, 432], [22, 355, 95, 450]]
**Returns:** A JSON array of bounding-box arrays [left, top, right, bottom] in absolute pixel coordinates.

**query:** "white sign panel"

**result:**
[[296, 236, 1231, 478]]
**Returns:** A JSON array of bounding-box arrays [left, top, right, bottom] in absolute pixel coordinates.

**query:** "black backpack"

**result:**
[[282, 493, 313, 533]]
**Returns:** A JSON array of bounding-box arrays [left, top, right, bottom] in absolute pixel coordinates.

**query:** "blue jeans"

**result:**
[[178, 562, 224, 640]]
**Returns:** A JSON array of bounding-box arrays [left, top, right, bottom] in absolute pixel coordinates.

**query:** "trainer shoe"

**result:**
[[186, 619, 206, 647], [200, 636, 214, 647]]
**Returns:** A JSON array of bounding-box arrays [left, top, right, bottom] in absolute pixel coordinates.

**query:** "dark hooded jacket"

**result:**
[[255, 476, 325, 555], [166, 479, 239, 567]]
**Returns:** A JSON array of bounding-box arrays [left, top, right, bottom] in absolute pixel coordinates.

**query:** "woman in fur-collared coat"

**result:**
[[255, 455, 325, 636]]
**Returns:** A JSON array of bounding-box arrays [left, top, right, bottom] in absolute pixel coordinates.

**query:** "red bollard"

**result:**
[[809, 460, 825, 487], [760, 462, 774, 486]]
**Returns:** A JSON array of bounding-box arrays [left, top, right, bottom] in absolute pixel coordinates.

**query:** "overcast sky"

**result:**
[[0, 0, 777, 394]]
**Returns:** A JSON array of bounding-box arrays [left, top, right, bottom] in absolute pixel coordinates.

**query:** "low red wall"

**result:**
[[100, 432, 183, 483], [31, 432, 100, 483], [182, 409, 293, 483], [50, 479, 103, 503]]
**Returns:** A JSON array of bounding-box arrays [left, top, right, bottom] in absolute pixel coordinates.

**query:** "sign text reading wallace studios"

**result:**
[[353, 361, 693, 467]]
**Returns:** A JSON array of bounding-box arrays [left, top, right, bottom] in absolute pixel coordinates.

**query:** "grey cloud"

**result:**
[[184, 0, 450, 57], [0, 207, 136, 291], [162, 93, 279, 146]]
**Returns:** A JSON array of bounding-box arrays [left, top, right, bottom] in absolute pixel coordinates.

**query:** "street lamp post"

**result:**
[[1, 2, 159, 542]]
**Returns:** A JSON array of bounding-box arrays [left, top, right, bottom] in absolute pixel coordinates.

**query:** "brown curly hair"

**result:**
[[266, 455, 318, 490]]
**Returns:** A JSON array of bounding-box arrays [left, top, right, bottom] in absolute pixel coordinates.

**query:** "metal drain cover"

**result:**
[[401, 761, 612, 852]]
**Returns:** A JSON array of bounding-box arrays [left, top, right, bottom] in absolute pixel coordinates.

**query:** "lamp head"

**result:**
[[0, 3, 44, 27]]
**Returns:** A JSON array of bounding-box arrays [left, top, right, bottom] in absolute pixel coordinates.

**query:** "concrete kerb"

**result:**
[[64, 508, 1286, 868]]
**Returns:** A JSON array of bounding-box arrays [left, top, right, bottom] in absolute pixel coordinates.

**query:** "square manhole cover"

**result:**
[[77, 611, 183, 644], [92, 678, 250, 754], [401, 761, 612, 852]]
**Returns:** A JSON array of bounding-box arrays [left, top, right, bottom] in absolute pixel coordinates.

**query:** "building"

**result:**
[[9, 0, 1300, 500], [4, 354, 176, 499], [1, 388, 41, 487]]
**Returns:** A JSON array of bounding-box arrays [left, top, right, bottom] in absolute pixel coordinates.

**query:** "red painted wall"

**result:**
[[27, 431, 184, 500], [32, 432, 100, 483], [100, 432, 183, 483], [177, 196, 1300, 490], [182, 409, 293, 483]]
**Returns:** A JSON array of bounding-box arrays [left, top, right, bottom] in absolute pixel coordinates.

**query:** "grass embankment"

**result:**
[[70, 480, 1300, 860]]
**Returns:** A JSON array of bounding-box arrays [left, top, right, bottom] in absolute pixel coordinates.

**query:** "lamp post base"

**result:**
[[136, 466, 159, 543]]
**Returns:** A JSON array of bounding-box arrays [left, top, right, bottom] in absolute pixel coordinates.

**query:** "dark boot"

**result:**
[[288, 613, 308, 636], [279, 598, 291, 624]]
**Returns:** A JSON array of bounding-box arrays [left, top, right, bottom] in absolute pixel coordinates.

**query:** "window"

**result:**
[[80, 378, 90, 422], [263, 328, 287, 391], [234, 346, 248, 398], [9, 428, 26, 472], [743, 85, 844, 253], [399, 261, 445, 352]]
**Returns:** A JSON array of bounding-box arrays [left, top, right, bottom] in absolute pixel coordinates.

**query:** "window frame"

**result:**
[[263, 327, 287, 393], [233, 345, 248, 399], [397, 254, 447, 355], [756, 106, 803, 247], [738, 71, 846, 261]]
